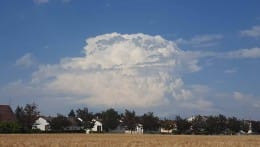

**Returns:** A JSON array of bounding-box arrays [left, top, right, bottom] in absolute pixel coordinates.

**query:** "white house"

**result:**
[[160, 128, 173, 134], [125, 124, 143, 134], [91, 119, 103, 132], [86, 119, 103, 134], [32, 117, 50, 131]]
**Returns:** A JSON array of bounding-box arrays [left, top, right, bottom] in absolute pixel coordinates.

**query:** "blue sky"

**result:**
[[1, 0, 260, 119]]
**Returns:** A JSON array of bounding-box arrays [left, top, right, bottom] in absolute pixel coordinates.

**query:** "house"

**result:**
[[64, 117, 82, 131], [0, 105, 16, 122], [91, 119, 102, 132], [160, 120, 177, 134], [85, 119, 103, 134], [32, 116, 51, 131], [125, 124, 143, 134]]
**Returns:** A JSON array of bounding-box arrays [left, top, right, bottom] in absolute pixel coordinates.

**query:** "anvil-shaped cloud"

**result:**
[[18, 33, 209, 110]]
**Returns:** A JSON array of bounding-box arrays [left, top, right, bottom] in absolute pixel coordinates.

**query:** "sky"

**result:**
[[1, 0, 260, 119]]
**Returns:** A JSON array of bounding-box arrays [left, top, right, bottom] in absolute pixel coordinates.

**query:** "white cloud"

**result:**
[[176, 34, 223, 47], [4, 33, 212, 113], [15, 53, 36, 68], [232, 91, 260, 110], [233, 91, 245, 100], [8, 33, 260, 116], [33, 0, 49, 4], [240, 25, 260, 38], [61, 0, 72, 3], [33, 0, 72, 4], [224, 68, 237, 74], [225, 47, 260, 59]]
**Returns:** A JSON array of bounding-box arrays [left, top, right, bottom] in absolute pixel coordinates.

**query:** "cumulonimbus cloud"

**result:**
[[4, 32, 260, 115], [5, 33, 212, 112]]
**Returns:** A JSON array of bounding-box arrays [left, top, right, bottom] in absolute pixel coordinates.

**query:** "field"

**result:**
[[0, 134, 260, 147]]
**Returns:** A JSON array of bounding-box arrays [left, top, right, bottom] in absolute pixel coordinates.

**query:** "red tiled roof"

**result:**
[[0, 105, 16, 122]]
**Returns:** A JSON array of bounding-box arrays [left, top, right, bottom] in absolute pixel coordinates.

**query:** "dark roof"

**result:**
[[67, 117, 80, 126], [0, 105, 16, 122]]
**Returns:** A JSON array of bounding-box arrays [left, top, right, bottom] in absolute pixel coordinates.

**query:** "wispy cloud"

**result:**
[[233, 91, 246, 100], [33, 0, 72, 4], [176, 34, 223, 48], [15, 53, 36, 68], [224, 68, 237, 74], [225, 47, 260, 59], [33, 0, 49, 4], [232, 91, 260, 108], [240, 25, 260, 38]]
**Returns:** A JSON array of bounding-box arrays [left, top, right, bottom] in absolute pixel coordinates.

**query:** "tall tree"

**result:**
[[122, 109, 137, 133], [15, 103, 40, 132], [68, 109, 76, 118], [175, 115, 191, 134], [76, 107, 95, 130], [252, 121, 260, 133], [227, 117, 240, 134], [191, 115, 207, 134], [50, 114, 71, 131], [205, 115, 217, 134], [15, 106, 25, 131], [101, 108, 120, 132], [216, 114, 227, 134], [140, 112, 160, 132], [24, 103, 40, 131]]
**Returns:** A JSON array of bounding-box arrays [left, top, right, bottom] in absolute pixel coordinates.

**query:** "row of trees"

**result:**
[[53, 108, 160, 133], [173, 115, 260, 135], [1, 103, 260, 134]]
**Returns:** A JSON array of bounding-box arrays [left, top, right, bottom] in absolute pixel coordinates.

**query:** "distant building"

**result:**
[[125, 124, 144, 134], [86, 119, 103, 134], [0, 105, 16, 122], [32, 116, 51, 131], [91, 119, 103, 133], [64, 117, 82, 131], [247, 121, 253, 134], [160, 120, 177, 134]]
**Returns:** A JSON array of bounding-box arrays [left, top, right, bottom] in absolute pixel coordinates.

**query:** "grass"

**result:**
[[0, 134, 260, 147]]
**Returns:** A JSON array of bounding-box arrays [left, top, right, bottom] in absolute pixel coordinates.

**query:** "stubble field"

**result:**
[[0, 134, 260, 147]]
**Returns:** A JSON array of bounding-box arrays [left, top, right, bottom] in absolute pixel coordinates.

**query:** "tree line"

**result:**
[[1, 103, 260, 134]]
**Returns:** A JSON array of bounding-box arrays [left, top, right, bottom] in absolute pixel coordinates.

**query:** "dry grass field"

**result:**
[[0, 134, 260, 147]]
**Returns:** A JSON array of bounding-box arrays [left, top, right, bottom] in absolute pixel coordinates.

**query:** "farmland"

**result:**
[[0, 134, 260, 147]]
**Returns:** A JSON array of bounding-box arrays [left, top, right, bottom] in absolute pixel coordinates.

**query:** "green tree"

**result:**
[[175, 115, 191, 134], [50, 114, 71, 131], [68, 109, 76, 118], [122, 109, 137, 133], [15, 103, 40, 132], [252, 121, 260, 133], [216, 114, 227, 134], [191, 115, 207, 134], [227, 117, 241, 134], [205, 114, 227, 134], [205, 115, 217, 134], [0, 122, 21, 133], [15, 106, 26, 131], [101, 108, 120, 132], [76, 107, 95, 130], [140, 112, 160, 132], [24, 103, 40, 131]]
